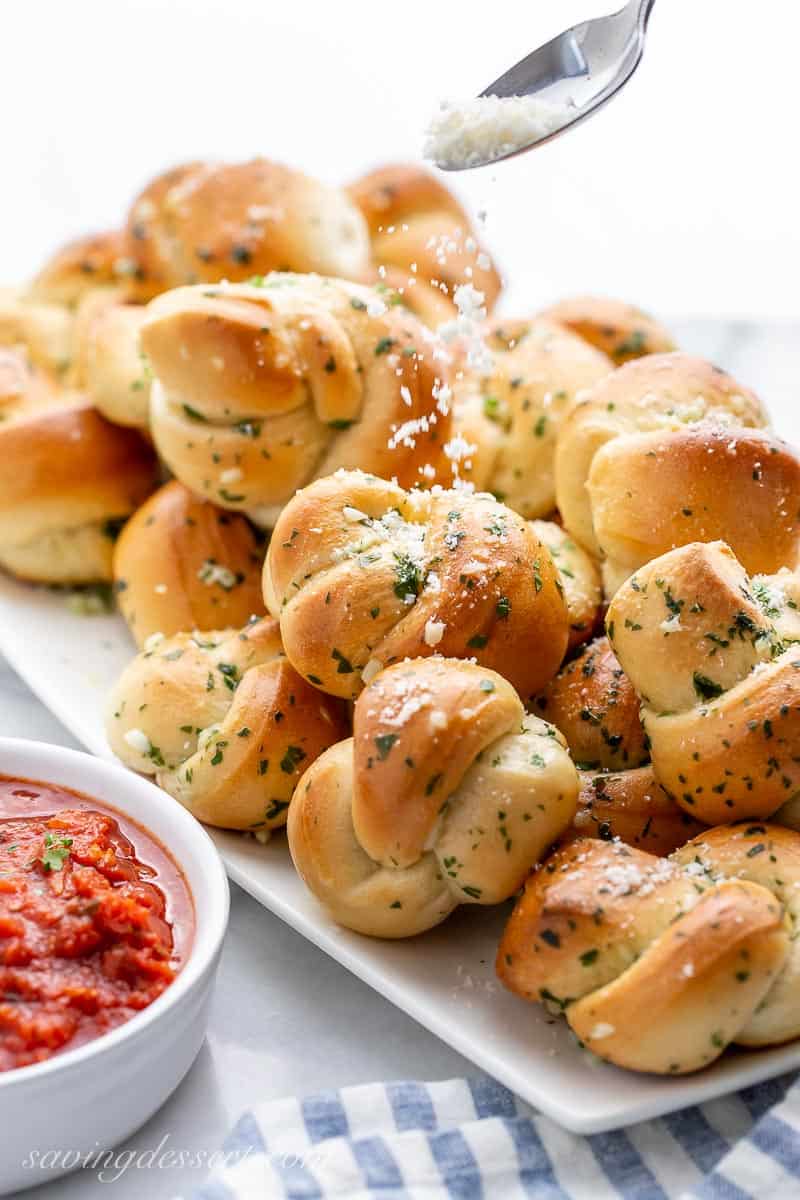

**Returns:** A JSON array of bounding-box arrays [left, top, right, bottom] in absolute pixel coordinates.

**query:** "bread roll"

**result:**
[[359, 267, 456, 330], [264, 469, 569, 701], [762, 567, 800, 645], [498, 825, 799, 1073], [607, 541, 800, 823], [288, 657, 578, 937], [540, 296, 675, 365], [65, 286, 135, 390], [591, 425, 800, 595], [2, 232, 134, 377], [0, 352, 158, 583], [566, 765, 705, 855], [83, 302, 151, 429], [671, 825, 800, 1046], [0, 288, 73, 374], [0, 346, 61, 418], [452, 318, 612, 517], [113, 480, 266, 646], [554, 353, 790, 595], [530, 520, 602, 651], [106, 617, 347, 831], [28, 230, 131, 308], [534, 636, 648, 770], [141, 276, 452, 526], [347, 164, 501, 321], [124, 159, 371, 300]]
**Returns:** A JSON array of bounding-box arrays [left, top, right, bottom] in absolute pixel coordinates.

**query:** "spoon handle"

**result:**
[[638, 0, 656, 28]]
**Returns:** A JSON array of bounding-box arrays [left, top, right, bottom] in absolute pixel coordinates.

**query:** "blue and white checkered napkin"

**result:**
[[186, 1073, 800, 1199]]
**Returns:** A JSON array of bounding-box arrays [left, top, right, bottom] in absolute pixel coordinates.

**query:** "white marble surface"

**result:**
[[2, 319, 798, 1197]]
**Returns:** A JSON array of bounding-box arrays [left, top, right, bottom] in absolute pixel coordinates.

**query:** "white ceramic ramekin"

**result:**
[[0, 737, 230, 1195]]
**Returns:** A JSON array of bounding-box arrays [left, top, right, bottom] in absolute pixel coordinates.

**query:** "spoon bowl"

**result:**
[[440, 0, 655, 170]]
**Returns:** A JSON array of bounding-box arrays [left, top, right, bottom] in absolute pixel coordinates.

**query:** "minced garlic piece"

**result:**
[[424, 618, 445, 647], [123, 728, 151, 754]]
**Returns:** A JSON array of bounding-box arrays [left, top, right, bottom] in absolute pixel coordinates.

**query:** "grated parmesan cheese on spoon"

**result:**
[[424, 94, 567, 170]]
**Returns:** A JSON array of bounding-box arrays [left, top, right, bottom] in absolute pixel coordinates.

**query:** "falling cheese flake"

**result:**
[[388, 416, 432, 450], [438, 284, 494, 377]]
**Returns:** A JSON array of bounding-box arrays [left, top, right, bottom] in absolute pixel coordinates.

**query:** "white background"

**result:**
[[2, 0, 798, 320]]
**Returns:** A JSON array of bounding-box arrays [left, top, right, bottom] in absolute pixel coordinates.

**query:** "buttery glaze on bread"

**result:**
[[124, 159, 371, 300], [113, 481, 266, 647], [530, 520, 602, 651], [554, 353, 799, 595], [347, 164, 501, 322], [535, 637, 648, 771], [0, 351, 158, 583], [452, 318, 612, 518], [141, 276, 451, 526], [263, 470, 569, 701], [288, 657, 578, 937], [498, 824, 800, 1074], [566, 765, 705, 855], [106, 617, 347, 831], [607, 541, 800, 824], [540, 296, 676, 365]]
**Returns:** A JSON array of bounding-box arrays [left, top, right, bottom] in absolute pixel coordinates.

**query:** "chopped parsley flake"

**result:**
[[40, 833, 73, 873], [393, 553, 422, 601], [332, 648, 354, 674], [375, 733, 399, 760], [693, 672, 723, 701], [182, 403, 207, 422], [280, 746, 307, 774]]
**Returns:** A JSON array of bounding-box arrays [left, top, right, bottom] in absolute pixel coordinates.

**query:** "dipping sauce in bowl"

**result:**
[[0, 775, 193, 1073]]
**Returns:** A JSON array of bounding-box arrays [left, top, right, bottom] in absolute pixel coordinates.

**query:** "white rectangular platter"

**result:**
[[3, 572, 800, 1132]]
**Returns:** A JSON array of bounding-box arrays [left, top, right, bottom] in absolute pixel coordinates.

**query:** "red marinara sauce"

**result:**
[[0, 776, 193, 1073]]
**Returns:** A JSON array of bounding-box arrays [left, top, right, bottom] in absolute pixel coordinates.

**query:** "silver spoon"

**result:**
[[439, 0, 656, 171]]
